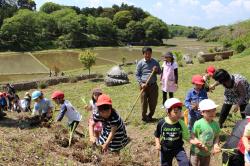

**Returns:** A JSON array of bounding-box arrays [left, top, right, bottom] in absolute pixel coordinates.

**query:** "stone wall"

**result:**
[[1, 74, 102, 91], [198, 50, 234, 63]]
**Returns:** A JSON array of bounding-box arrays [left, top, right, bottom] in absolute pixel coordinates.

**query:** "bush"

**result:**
[[172, 50, 183, 67], [208, 48, 214, 53], [198, 56, 205, 64], [214, 55, 223, 61], [233, 42, 246, 53], [37, 81, 48, 89]]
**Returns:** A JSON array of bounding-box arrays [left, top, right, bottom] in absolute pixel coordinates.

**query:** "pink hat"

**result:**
[[192, 75, 205, 85], [206, 66, 216, 76]]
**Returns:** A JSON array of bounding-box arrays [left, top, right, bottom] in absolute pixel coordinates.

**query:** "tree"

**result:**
[[39, 2, 61, 14], [79, 50, 96, 75], [100, 8, 115, 19], [0, 9, 41, 50], [113, 10, 132, 29], [126, 20, 145, 42], [95, 17, 117, 45], [81, 7, 98, 17], [142, 16, 168, 45], [0, 0, 17, 26], [17, 0, 36, 10]]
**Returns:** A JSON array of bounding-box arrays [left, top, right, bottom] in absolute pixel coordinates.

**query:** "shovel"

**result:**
[[124, 70, 155, 123]]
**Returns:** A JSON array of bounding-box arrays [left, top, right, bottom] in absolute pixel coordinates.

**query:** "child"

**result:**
[[86, 88, 103, 141], [160, 52, 178, 106], [203, 66, 219, 92], [31, 90, 53, 121], [242, 122, 250, 166], [51, 91, 82, 131], [0, 92, 7, 111], [190, 99, 221, 166], [0, 92, 7, 117], [20, 92, 31, 112], [90, 94, 129, 152], [185, 74, 208, 131], [155, 98, 190, 166]]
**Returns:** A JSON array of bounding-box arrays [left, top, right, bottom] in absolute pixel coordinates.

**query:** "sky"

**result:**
[[35, 0, 250, 28]]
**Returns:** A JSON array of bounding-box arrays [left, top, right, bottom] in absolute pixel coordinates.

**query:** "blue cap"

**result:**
[[32, 90, 42, 100]]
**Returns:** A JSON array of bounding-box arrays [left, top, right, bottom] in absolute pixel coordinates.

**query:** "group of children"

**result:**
[[29, 88, 128, 153], [155, 97, 220, 166], [0, 88, 31, 114]]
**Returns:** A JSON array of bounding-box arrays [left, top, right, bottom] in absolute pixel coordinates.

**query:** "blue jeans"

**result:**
[[160, 147, 190, 166], [188, 110, 202, 131]]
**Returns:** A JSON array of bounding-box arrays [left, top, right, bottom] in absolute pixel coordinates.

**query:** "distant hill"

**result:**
[[199, 19, 250, 54], [168, 24, 206, 39]]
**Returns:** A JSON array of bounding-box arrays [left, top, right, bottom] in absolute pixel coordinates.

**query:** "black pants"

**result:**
[[160, 147, 189, 166], [69, 121, 79, 132], [219, 103, 247, 127], [162, 91, 173, 105], [222, 149, 244, 166]]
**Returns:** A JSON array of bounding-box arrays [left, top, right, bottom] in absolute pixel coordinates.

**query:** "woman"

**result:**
[[213, 69, 250, 128]]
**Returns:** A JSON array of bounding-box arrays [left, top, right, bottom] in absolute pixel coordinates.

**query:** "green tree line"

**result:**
[[168, 24, 205, 39], [0, 1, 170, 51]]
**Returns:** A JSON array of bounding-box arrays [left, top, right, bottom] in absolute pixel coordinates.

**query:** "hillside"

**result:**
[[0, 53, 250, 165], [0, 2, 168, 51], [199, 19, 250, 55], [168, 24, 205, 39]]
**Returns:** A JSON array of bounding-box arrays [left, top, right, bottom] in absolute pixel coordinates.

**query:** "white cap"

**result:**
[[199, 99, 219, 111], [164, 98, 183, 109]]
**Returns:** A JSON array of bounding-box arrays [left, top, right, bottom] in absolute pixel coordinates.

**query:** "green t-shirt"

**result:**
[[191, 118, 220, 157]]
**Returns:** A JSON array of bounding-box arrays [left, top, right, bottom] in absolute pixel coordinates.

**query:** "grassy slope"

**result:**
[[1, 53, 250, 165]]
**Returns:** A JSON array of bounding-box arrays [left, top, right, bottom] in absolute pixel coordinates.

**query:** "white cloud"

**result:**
[[154, 1, 163, 9], [180, 0, 200, 6], [201, 0, 229, 19]]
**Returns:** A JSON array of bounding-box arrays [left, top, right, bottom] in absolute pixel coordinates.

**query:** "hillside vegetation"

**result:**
[[0, 1, 168, 51], [168, 24, 205, 39], [199, 19, 250, 55]]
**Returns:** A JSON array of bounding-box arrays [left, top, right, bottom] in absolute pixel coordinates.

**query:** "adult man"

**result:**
[[135, 47, 161, 122]]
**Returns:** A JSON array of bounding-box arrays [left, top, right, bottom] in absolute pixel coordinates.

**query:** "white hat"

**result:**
[[199, 99, 219, 111], [164, 98, 183, 110]]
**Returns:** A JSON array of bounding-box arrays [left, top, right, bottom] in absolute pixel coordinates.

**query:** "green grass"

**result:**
[[233, 47, 250, 58]]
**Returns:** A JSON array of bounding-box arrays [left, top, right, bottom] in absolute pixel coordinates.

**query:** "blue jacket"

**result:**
[[185, 88, 208, 116]]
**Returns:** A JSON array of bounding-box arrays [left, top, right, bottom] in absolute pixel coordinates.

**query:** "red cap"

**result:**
[[192, 75, 205, 85], [96, 94, 112, 106], [206, 66, 216, 76], [51, 90, 64, 99]]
